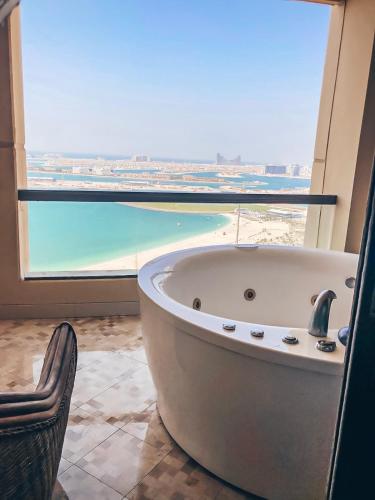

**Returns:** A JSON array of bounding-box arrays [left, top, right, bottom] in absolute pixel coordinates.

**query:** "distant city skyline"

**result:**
[[21, 0, 330, 165], [27, 149, 309, 167]]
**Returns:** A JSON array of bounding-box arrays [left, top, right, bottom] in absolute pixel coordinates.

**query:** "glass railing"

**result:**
[[18, 190, 337, 275]]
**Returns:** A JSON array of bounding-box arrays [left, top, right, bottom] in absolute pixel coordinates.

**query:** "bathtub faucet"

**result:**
[[308, 289, 337, 337]]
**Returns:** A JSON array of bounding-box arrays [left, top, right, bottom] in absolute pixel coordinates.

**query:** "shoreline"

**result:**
[[119, 201, 236, 214], [80, 214, 236, 271], [81, 210, 305, 271]]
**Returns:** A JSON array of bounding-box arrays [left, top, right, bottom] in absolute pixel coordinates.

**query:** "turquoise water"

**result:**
[[28, 202, 229, 271]]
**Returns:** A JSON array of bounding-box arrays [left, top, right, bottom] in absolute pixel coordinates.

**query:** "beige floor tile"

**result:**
[[0, 319, 64, 391], [122, 403, 174, 453], [73, 316, 143, 353], [81, 365, 156, 427], [63, 407, 118, 463], [122, 346, 148, 365], [127, 446, 223, 500], [71, 355, 144, 407], [71, 367, 116, 407], [58, 457, 73, 476], [76, 350, 144, 375], [92, 351, 147, 379], [57, 465, 122, 499], [77, 429, 168, 496]]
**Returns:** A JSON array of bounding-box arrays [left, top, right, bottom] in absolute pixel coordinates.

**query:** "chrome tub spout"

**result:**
[[308, 289, 337, 337]]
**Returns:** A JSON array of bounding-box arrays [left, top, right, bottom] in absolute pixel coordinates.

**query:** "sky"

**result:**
[[20, 0, 331, 164]]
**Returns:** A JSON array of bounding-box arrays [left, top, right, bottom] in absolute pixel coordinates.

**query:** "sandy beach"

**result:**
[[82, 211, 305, 271]]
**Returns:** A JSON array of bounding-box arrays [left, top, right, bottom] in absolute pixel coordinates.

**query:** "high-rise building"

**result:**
[[265, 165, 287, 175], [216, 153, 225, 164], [216, 153, 242, 165], [287, 165, 302, 176], [132, 154, 150, 162]]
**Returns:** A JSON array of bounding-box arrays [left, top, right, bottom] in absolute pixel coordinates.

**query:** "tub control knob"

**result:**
[[250, 329, 264, 338], [316, 339, 336, 352], [282, 335, 299, 345], [223, 323, 236, 332]]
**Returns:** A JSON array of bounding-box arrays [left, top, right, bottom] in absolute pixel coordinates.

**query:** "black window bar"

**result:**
[[18, 189, 337, 205]]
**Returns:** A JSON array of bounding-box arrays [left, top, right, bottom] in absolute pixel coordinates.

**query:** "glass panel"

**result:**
[[25, 201, 238, 273], [236, 204, 308, 246], [25, 200, 333, 273]]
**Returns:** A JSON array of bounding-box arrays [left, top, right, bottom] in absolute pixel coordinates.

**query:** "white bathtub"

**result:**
[[138, 245, 358, 500]]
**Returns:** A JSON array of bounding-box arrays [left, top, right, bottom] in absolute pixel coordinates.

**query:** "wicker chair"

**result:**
[[0, 322, 78, 500]]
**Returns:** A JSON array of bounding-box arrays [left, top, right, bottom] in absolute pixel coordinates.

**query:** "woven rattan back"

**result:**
[[0, 322, 77, 500]]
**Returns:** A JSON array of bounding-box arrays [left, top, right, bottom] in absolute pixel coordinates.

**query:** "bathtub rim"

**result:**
[[138, 244, 358, 376]]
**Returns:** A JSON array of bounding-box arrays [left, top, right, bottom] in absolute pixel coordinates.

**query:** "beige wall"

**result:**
[[345, 39, 375, 253], [0, 1, 374, 318], [304, 5, 345, 248], [307, 0, 375, 252]]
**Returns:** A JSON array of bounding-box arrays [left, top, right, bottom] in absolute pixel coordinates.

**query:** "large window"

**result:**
[[20, 0, 331, 273]]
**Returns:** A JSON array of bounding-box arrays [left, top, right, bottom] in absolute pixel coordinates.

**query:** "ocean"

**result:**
[[28, 202, 229, 271]]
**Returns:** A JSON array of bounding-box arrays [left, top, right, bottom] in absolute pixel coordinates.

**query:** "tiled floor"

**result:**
[[0, 316, 257, 500]]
